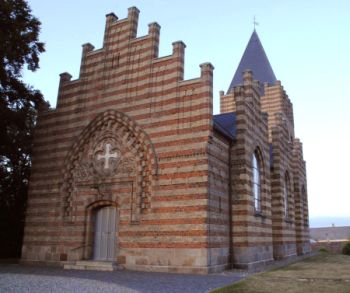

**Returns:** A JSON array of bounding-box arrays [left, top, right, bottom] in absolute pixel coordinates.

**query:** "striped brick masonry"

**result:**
[[22, 7, 310, 274], [220, 30, 310, 264], [22, 7, 214, 274]]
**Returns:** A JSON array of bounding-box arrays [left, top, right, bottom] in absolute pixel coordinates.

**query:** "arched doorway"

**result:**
[[93, 206, 117, 261], [61, 110, 157, 221]]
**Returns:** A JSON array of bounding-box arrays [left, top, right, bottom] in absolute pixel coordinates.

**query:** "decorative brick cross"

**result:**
[[97, 143, 118, 169]]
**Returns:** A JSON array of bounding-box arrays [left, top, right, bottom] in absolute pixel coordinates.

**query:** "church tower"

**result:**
[[22, 7, 309, 273], [220, 30, 310, 262]]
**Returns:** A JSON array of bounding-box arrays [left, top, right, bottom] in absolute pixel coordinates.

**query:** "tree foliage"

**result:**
[[343, 243, 350, 256], [0, 0, 47, 258]]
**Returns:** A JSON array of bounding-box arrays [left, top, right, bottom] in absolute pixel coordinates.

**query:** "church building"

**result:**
[[22, 7, 310, 273]]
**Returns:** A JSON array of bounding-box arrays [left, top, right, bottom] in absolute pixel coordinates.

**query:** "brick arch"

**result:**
[[253, 146, 266, 175], [300, 184, 308, 225], [61, 109, 158, 221], [87, 199, 118, 211], [284, 170, 292, 218], [251, 145, 268, 191], [252, 144, 270, 176], [251, 145, 268, 213]]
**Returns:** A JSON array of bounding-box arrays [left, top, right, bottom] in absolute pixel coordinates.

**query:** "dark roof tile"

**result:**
[[213, 112, 236, 140], [227, 30, 277, 94]]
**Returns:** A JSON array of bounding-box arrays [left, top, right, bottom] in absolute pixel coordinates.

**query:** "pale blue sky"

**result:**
[[24, 0, 350, 226]]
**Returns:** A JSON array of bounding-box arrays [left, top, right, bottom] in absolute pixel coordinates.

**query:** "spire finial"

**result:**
[[253, 15, 259, 31]]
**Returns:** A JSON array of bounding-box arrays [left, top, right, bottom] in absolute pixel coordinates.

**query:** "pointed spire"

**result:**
[[227, 30, 277, 94]]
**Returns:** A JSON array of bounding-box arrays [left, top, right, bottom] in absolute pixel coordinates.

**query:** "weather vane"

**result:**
[[253, 15, 259, 31]]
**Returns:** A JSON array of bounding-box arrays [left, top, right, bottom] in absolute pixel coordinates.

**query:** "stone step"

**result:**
[[64, 261, 123, 272]]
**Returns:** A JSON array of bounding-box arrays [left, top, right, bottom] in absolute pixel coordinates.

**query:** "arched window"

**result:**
[[252, 152, 261, 212], [301, 186, 307, 226], [284, 172, 290, 217]]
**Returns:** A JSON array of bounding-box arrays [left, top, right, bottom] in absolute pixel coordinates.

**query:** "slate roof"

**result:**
[[213, 112, 236, 140], [227, 30, 277, 94]]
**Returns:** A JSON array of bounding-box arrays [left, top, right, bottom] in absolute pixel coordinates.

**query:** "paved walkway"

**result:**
[[0, 264, 248, 293], [0, 255, 313, 293]]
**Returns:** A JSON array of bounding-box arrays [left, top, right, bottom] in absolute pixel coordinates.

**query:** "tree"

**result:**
[[0, 0, 47, 258], [343, 243, 350, 256]]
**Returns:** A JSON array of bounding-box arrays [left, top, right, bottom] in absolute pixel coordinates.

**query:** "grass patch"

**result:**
[[210, 254, 350, 293]]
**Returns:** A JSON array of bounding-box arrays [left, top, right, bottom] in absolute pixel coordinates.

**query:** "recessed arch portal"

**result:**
[[60, 110, 158, 222]]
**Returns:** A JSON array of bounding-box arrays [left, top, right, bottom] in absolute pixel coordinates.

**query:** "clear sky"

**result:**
[[24, 0, 350, 226]]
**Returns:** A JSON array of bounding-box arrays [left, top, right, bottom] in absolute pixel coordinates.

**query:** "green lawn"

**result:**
[[210, 253, 350, 293]]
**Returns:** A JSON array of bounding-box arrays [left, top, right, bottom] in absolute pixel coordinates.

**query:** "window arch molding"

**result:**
[[301, 185, 307, 226], [251, 147, 265, 213], [284, 171, 291, 218]]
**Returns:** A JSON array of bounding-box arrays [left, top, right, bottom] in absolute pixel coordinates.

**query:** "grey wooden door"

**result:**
[[93, 206, 116, 261]]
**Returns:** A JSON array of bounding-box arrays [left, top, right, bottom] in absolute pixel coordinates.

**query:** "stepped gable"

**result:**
[[21, 6, 310, 273]]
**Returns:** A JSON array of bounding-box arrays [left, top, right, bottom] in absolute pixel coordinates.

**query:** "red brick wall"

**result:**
[[223, 71, 274, 268], [22, 7, 216, 273], [311, 241, 348, 254]]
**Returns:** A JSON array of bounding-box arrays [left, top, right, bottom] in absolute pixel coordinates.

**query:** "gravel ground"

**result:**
[[0, 264, 248, 293], [0, 255, 312, 293]]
